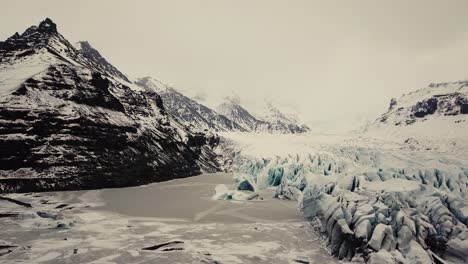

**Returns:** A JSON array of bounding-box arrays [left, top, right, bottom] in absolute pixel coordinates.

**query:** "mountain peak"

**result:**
[[76, 40, 91, 49], [38, 18, 57, 34], [0, 18, 62, 61]]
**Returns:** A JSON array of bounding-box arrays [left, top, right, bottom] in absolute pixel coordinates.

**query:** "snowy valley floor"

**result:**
[[0, 173, 338, 264]]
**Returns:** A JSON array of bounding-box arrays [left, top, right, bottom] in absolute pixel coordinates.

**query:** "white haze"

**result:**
[[2, 0, 468, 132]]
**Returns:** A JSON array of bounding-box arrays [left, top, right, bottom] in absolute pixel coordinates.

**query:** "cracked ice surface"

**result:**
[[220, 132, 468, 263]]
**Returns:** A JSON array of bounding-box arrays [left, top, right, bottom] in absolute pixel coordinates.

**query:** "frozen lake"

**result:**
[[98, 173, 303, 223], [0, 173, 339, 264]]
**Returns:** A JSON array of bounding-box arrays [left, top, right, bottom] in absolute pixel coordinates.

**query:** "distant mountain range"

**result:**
[[135, 77, 245, 132], [135, 77, 310, 134]]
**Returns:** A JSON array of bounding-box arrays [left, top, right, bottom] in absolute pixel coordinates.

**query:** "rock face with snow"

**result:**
[[135, 77, 245, 132], [0, 18, 219, 193], [364, 80, 468, 139], [379, 80, 468, 124]]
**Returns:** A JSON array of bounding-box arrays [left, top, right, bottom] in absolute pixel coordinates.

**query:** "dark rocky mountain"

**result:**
[[135, 77, 245, 132], [0, 18, 219, 193]]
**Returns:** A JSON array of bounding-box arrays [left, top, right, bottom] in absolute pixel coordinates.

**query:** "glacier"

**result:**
[[219, 132, 468, 263]]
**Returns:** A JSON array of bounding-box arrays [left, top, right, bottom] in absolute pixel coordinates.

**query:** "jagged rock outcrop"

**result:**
[[0, 18, 219, 193]]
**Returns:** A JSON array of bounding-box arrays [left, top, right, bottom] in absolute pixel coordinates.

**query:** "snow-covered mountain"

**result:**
[[216, 100, 263, 132], [217, 100, 310, 134], [135, 77, 310, 134], [135, 77, 245, 132], [363, 79, 468, 139], [0, 18, 218, 192], [257, 102, 311, 134]]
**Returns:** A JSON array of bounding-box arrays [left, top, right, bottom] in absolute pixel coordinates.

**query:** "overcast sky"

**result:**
[[2, 0, 468, 130]]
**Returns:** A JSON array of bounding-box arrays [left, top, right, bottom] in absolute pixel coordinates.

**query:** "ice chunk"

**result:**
[[212, 184, 230, 200], [234, 174, 256, 191], [354, 219, 372, 242], [368, 224, 396, 251], [211, 184, 259, 201]]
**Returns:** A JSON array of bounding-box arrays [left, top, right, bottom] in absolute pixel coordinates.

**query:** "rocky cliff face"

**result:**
[[0, 18, 219, 193]]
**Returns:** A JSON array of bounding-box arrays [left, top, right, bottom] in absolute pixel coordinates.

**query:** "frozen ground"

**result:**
[[0, 173, 339, 264]]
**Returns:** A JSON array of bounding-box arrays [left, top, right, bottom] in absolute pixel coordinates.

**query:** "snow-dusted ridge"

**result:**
[[74, 40, 130, 83]]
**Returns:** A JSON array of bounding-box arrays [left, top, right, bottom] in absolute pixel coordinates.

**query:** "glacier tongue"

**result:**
[[220, 132, 468, 263]]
